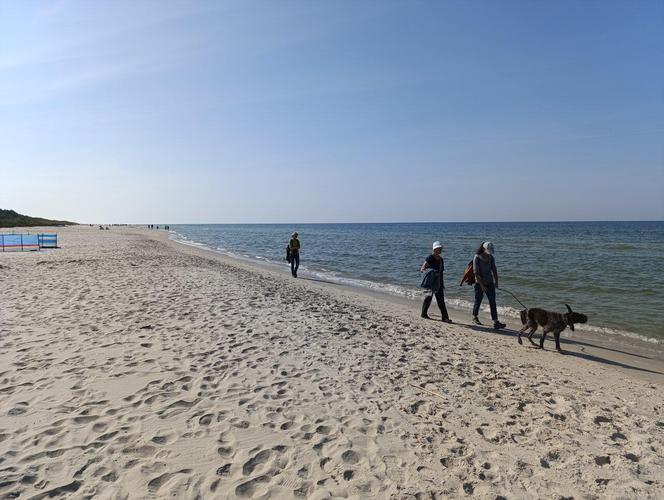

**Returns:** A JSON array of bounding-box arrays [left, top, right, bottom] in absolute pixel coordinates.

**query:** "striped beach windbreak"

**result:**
[[0, 234, 40, 252], [38, 233, 58, 248]]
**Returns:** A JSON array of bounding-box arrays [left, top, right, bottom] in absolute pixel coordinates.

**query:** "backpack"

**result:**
[[459, 260, 475, 286]]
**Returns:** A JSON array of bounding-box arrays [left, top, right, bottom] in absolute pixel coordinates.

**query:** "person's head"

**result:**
[[432, 241, 443, 255], [292, 232, 298, 238], [476, 241, 494, 255]]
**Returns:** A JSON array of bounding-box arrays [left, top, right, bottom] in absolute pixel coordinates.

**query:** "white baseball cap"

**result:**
[[432, 241, 443, 250]]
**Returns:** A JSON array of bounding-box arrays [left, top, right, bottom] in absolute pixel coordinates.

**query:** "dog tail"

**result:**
[[519, 308, 528, 325]]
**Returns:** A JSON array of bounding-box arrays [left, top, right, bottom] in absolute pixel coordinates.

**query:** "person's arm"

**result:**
[[420, 259, 430, 273], [491, 256, 499, 288]]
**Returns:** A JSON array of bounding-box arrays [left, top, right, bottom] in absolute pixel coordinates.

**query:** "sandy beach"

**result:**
[[1, 225, 663, 499]]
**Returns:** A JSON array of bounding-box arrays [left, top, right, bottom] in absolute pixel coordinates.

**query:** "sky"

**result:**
[[1, 0, 662, 224]]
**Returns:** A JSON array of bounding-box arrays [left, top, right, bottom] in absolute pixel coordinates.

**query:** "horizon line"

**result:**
[[93, 219, 664, 225]]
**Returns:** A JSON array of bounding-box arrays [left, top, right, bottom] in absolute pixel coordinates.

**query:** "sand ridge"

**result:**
[[0, 226, 663, 498]]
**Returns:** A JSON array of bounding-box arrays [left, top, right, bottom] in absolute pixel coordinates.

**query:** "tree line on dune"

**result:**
[[0, 209, 76, 228]]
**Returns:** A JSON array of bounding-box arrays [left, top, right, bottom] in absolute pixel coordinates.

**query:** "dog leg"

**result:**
[[518, 321, 530, 345], [554, 330, 564, 353], [527, 324, 539, 346], [539, 327, 552, 350]]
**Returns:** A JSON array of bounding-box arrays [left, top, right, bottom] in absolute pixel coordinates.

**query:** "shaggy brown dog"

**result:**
[[518, 304, 588, 353]]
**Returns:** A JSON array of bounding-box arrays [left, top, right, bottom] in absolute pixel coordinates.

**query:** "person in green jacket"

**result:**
[[288, 232, 300, 277]]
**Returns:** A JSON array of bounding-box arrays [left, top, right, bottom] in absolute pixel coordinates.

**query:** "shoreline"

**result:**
[[2, 225, 663, 498], [164, 228, 664, 383], [167, 227, 664, 348]]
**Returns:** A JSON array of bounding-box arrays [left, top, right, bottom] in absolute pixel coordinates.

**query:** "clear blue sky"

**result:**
[[1, 0, 662, 223]]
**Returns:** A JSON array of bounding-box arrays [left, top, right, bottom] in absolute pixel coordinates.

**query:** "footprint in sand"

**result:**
[[198, 413, 213, 425], [235, 475, 270, 498], [122, 445, 156, 458], [217, 446, 234, 458], [147, 469, 193, 493], [72, 415, 98, 424], [293, 482, 313, 497], [216, 464, 232, 477], [92, 422, 108, 433], [7, 406, 28, 416], [151, 432, 176, 445], [341, 450, 360, 465], [242, 449, 272, 476], [280, 421, 294, 431]]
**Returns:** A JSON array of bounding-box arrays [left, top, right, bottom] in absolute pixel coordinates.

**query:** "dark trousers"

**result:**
[[422, 289, 449, 320], [290, 252, 300, 276], [473, 283, 497, 321]]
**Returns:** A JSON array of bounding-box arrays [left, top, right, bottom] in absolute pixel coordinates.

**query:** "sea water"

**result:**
[[168, 221, 664, 343]]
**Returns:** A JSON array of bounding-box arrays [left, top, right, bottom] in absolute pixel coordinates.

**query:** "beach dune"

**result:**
[[0, 226, 662, 498]]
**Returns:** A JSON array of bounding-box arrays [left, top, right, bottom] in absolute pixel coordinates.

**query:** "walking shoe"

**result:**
[[472, 316, 482, 325], [421, 313, 431, 319], [493, 321, 506, 330], [442, 318, 454, 324]]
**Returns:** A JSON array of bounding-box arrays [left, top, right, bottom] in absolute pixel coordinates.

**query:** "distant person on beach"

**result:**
[[288, 232, 300, 277], [420, 241, 453, 323], [472, 241, 506, 329]]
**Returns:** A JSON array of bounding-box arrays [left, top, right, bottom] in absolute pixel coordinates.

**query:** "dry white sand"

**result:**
[[1, 226, 663, 499]]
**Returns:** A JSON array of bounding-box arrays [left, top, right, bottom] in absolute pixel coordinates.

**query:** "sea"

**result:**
[[168, 222, 664, 344]]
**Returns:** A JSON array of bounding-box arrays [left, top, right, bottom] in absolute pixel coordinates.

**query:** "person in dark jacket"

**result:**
[[288, 232, 300, 277], [472, 241, 506, 329], [420, 241, 453, 323]]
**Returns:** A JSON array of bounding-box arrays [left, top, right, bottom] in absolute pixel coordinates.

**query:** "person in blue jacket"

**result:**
[[420, 241, 453, 323]]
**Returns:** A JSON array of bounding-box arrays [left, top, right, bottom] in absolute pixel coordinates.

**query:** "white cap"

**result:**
[[483, 241, 494, 254], [432, 241, 443, 250]]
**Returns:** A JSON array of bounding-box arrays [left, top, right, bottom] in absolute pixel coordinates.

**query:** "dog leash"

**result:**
[[499, 287, 528, 309]]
